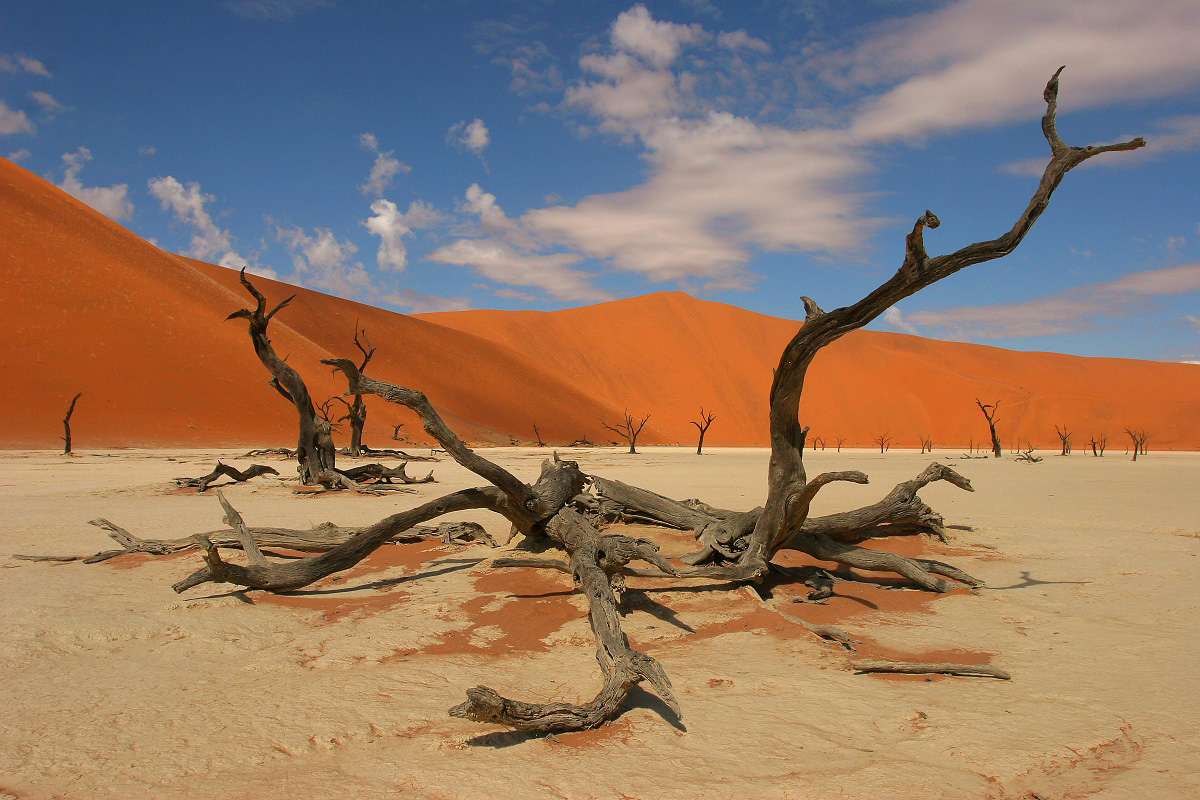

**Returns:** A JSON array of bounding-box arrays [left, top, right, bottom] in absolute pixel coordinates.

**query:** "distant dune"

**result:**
[[4, 156, 1199, 451]]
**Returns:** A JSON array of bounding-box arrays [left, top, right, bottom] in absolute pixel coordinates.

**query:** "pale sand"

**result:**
[[1, 447, 1197, 799]]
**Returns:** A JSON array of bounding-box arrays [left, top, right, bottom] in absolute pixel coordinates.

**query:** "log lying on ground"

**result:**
[[174, 462, 280, 492], [851, 660, 1011, 680], [336, 462, 434, 484]]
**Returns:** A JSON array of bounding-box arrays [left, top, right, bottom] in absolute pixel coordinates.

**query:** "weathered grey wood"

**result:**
[[851, 660, 1011, 679], [174, 461, 280, 492], [228, 269, 334, 485], [335, 462, 434, 484]]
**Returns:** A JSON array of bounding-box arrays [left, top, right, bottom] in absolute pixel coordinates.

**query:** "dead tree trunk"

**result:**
[[1124, 428, 1148, 461], [532, 423, 545, 447], [61, 392, 81, 455], [1090, 434, 1107, 457], [339, 321, 375, 457], [691, 407, 716, 454], [228, 269, 337, 486], [976, 399, 1003, 458], [875, 433, 892, 453], [919, 434, 933, 454], [110, 71, 1142, 735], [601, 411, 650, 454], [1055, 424, 1071, 455]]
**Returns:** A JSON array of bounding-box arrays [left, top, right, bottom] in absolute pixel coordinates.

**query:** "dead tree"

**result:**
[[103, 71, 1141, 734], [174, 462, 280, 492], [61, 392, 81, 455], [600, 411, 650, 454], [1089, 434, 1108, 457], [339, 322, 375, 456], [532, 424, 545, 447], [919, 434, 933, 454], [1124, 428, 1149, 461], [975, 399, 1003, 458], [691, 407, 716, 455], [1055, 424, 1071, 455], [874, 433, 892, 453], [835, 437, 845, 452], [228, 269, 338, 486]]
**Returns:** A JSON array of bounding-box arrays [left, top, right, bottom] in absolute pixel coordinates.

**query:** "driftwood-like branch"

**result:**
[[732, 68, 1143, 580], [174, 461, 280, 492], [851, 660, 1011, 680], [336, 462, 435, 484]]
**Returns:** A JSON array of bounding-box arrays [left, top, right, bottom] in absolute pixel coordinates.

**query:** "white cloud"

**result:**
[[382, 289, 472, 314], [57, 148, 133, 221], [610, 4, 707, 69], [30, 91, 67, 116], [358, 133, 409, 197], [428, 238, 611, 304], [0, 101, 34, 135], [883, 306, 920, 335], [716, 30, 770, 53], [363, 198, 441, 271], [1186, 314, 1200, 336], [0, 53, 51, 77], [903, 263, 1200, 339], [835, 0, 1200, 143], [7, 148, 30, 162], [148, 175, 249, 266], [448, 118, 490, 155], [276, 224, 368, 296]]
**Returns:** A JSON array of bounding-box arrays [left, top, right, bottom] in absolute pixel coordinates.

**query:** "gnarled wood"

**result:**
[[174, 461, 280, 492], [62, 392, 81, 455]]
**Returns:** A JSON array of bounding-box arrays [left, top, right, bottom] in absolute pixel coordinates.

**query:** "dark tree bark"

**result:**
[[1089, 434, 1108, 457], [1124, 428, 1148, 461], [61, 392, 81, 455], [919, 434, 933, 454], [874, 433, 892, 453], [691, 407, 716, 454], [1055, 424, 1071, 455], [174, 461, 280, 492], [835, 436, 845, 452], [532, 423, 545, 447], [600, 411, 650, 454], [228, 269, 337, 486], [340, 321, 375, 456], [976, 399, 1003, 458]]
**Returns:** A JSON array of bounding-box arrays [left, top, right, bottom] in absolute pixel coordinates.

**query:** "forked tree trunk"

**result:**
[[976, 399, 1003, 458], [692, 407, 716, 455], [228, 270, 335, 485]]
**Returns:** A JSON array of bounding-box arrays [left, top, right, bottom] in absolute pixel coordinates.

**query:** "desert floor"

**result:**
[[1, 446, 1198, 799]]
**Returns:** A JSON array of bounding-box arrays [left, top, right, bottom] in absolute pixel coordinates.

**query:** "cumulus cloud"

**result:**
[[0, 101, 34, 135], [358, 133, 409, 197], [883, 306, 920, 335], [428, 238, 611, 304], [0, 53, 51, 77], [447, 118, 490, 156], [275, 224, 367, 296], [57, 148, 133, 221], [363, 198, 441, 271], [7, 148, 30, 162], [147, 175, 254, 268], [835, 0, 1200, 143], [900, 263, 1200, 339]]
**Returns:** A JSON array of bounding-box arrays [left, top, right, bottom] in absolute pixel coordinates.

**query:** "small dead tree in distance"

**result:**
[[691, 407, 716, 455], [1089, 434, 1108, 457], [1124, 428, 1148, 461], [975, 399, 1003, 458], [874, 433, 892, 453], [600, 410, 651, 454], [341, 321, 376, 456], [131, 71, 1143, 734], [1055, 424, 1071, 455], [61, 392, 81, 455], [919, 434, 933, 454], [835, 436, 845, 452], [532, 423, 545, 447]]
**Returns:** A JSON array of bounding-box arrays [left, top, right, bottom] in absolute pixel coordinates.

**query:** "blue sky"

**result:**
[[4, 0, 1200, 362]]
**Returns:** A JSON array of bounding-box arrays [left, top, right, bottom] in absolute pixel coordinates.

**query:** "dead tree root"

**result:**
[[173, 461, 280, 492]]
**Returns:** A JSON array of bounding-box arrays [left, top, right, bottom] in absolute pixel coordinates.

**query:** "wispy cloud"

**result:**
[[0, 101, 34, 135], [147, 175, 259, 270], [382, 289, 472, 314], [7, 148, 30, 162], [891, 263, 1200, 339], [30, 91, 68, 118], [58, 148, 133, 221], [358, 132, 409, 197], [224, 0, 332, 20], [428, 237, 611, 304], [0, 53, 51, 77]]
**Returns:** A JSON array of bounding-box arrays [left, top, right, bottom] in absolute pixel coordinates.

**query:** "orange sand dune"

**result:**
[[4, 155, 1199, 451]]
